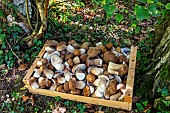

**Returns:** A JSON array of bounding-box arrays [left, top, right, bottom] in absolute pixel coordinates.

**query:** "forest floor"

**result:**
[[0, 0, 160, 113]]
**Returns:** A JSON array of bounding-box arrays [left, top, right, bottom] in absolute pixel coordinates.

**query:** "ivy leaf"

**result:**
[[165, 3, 170, 10], [103, 4, 116, 18], [136, 103, 144, 111], [148, 4, 160, 17], [135, 5, 149, 21], [0, 10, 5, 18], [0, 34, 6, 44], [0, 50, 3, 55], [116, 14, 124, 23]]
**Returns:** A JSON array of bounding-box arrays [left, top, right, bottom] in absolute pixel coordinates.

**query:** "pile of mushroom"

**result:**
[[27, 40, 131, 101]]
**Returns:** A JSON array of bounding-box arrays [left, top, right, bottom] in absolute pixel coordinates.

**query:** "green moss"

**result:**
[[158, 64, 170, 84]]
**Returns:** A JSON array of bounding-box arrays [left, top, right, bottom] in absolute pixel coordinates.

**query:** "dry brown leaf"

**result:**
[[18, 64, 27, 71], [0, 64, 5, 69], [22, 96, 29, 102], [52, 106, 66, 113]]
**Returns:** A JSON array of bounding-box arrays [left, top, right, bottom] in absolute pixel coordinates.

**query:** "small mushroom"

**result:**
[[72, 64, 86, 74], [86, 73, 96, 82], [110, 92, 122, 100], [56, 42, 67, 51], [64, 71, 73, 81], [105, 42, 113, 50], [45, 46, 55, 52], [46, 51, 60, 61], [103, 51, 116, 64], [81, 42, 90, 50], [73, 56, 80, 64], [80, 54, 87, 63], [37, 58, 48, 67], [56, 85, 64, 92], [67, 45, 75, 53], [72, 42, 80, 49], [27, 77, 39, 89], [57, 76, 66, 84], [43, 67, 54, 79], [76, 69, 86, 80], [97, 77, 108, 92], [87, 47, 101, 58], [105, 78, 118, 95], [83, 86, 91, 96], [50, 79, 57, 91], [118, 62, 128, 76], [64, 81, 69, 92], [69, 78, 76, 91], [48, 63, 55, 71], [75, 81, 86, 89], [73, 49, 81, 56], [79, 48, 86, 55], [117, 54, 127, 64], [65, 54, 74, 61], [108, 62, 123, 74], [90, 67, 103, 76], [38, 76, 48, 87], [33, 69, 42, 78], [67, 59, 74, 67], [86, 56, 103, 67], [46, 40, 58, 46]]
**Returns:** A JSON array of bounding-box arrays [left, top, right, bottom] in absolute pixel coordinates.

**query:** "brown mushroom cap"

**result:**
[[80, 54, 87, 63], [71, 89, 81, 95], [38, 77, 47, 87], [73, 49, 81, 56], [106, 78, 118, 95], [117, 54, 127, 64], [65, 54, 74, 61], [56, 42, 67, 51], [86, 73, 96, 82], [105, 43, 113, 50], [56, 85, 64, 92], [27, 77, 36, 85], [64, 81, 69, 92], [99, 45, 107, 53], [103, 51, 117, 64], [83, 86, 91, 96], [81, 42, 90, 50], [87, 47, 101, 58], [118, 63, 128, 76], [72, 43, 80, 49], [69, 78, 76, 91], [67, 59, 74, 67], [37, 58, 48, 67]]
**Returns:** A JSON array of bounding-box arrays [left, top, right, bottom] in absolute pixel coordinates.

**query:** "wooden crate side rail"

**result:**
[[28, 87, 132, 110], [124, 46, 137, 103]]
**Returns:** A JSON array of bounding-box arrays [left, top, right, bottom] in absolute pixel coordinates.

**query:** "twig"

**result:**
[[25, 0, 33, 31], [5, 39, 20, 60]]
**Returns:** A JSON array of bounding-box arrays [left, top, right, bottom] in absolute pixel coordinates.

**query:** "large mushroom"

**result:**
[[27, 77, 39, 89], [87, 47, 101, 58], [51, 55, 64, 71], [86, 56, 103, 67], [103, 51, 117, 64]]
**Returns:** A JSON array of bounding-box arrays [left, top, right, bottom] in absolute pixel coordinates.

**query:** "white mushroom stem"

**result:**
[[57, 76, 66, 84], [79, 48, 86, 54], [97, 78, 108, 92], [108, 62, 123, 70], [46, 51, 60, 61], [43, 68, 54, 79], [64, 71, 73, 81], [93, 89, 104, 97], [64, 62, 70, 68], [108, 68, 119, 75], [104, 92, 110, 99], [49, 79, 57, 91], [67, 45, 75, 53], [110, 92, 122, 100], [89, 86, 95, 94], [90, 67, 104, 76], [75, 81, 86, 89], [51, 55, 63, 64], [31, 81, 39, 89], [76, 70, 86, 80], [33, 69, 42, 78], [45, 46, 55, 52]]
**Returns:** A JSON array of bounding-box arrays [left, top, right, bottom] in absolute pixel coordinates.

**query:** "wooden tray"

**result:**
[[23, 40, 137, 110]]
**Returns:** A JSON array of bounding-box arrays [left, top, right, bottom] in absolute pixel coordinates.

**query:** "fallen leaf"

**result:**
[[22, 96, 29, 102], [18, 64, 27, 71], [0, 64, 5, 69], [52, 106, 66, 113]]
